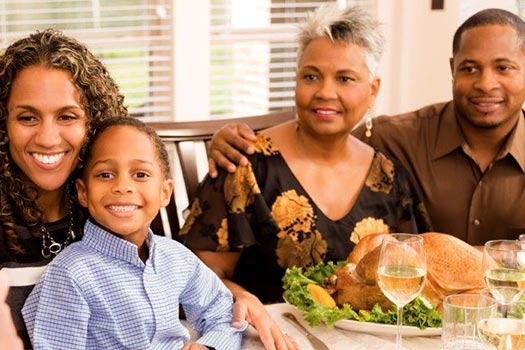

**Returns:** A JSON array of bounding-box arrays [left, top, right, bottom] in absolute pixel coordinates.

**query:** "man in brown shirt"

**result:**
[[207, 8, 525, 245], [352, 102, 525, 245]]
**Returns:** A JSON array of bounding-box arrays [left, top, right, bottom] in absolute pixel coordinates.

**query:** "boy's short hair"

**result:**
[[80, 117, 171, 179]]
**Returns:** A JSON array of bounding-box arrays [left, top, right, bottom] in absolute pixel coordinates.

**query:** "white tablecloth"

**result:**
[[240, 303, 442, 350]]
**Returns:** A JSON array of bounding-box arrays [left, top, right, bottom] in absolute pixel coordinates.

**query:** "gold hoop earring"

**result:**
[[365, 114, 373, 138]]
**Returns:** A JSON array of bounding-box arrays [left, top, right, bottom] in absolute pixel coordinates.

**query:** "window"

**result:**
[[0, 0, 373, 121], [209, 0, 373, 118], [0, 0, 173, 120]]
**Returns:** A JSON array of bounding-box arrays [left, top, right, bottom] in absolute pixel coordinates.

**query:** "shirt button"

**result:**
[[473, 219, 481, 226]]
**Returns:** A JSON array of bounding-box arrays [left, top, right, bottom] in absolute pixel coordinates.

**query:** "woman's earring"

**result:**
[[365, 114, 373, 138]]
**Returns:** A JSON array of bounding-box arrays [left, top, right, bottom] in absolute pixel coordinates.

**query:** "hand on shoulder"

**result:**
[[208, 123, 257, 177]]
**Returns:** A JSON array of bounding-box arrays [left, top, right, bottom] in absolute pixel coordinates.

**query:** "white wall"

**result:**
[[174, 0, 210, 119], [374, 0, 518, 117]]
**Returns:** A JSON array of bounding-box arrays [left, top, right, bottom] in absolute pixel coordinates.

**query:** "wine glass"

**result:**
[[477, 290, 525, 350], [482, 240, 525, 311], [377, 233, 426, 350]]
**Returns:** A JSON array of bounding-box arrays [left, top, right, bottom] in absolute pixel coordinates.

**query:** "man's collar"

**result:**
[[432, 103, 525, 173], [432, 102, 464, 160], [501, 111, 525, 173]]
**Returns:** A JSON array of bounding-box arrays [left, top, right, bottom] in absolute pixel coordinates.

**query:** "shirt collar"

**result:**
[[432, 103, 525, 173], [432, 102, 465, 160], [500, 111, 525, 173], [82, 219, 155, 268]]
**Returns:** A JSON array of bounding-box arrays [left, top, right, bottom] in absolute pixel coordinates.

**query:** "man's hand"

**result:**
[[208, 123, 257, 178]]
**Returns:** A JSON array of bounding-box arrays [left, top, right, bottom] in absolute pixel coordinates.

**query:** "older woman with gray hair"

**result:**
[[179, 4, 431, 350]]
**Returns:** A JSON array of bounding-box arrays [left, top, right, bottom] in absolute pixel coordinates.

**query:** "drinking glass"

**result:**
[[377, 233, 426, 350], [442, 293, 497, 350], [482, 240, 525, 310], [477, 290, 525, 350]]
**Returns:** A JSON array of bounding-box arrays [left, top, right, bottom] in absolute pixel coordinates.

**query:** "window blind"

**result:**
[[209, 0, 373, 118], [0, 0, 173, 121], [0, 0, 376, 121]]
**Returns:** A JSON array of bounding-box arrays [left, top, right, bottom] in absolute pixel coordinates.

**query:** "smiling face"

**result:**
[[75, 125, 173, 246], [451, 24, 525, 130], [295, 37, 380, 138], [6, 65, 87, 194]]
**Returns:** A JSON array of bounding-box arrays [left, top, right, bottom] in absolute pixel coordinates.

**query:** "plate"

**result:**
[[334, 319, 442, 337], [283, 295, 441, 337]]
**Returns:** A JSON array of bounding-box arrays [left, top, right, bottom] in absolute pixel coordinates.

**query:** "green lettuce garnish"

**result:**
[[282, 261, 442, 328]]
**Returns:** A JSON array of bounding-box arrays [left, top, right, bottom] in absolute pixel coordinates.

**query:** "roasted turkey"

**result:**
[[326, 233, 485, 312]]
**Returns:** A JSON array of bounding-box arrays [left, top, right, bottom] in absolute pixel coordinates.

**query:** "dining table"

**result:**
[[239, 303, 442, 350]]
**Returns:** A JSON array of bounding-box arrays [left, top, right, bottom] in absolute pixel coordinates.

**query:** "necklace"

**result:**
[[41, 188, 76, 259]]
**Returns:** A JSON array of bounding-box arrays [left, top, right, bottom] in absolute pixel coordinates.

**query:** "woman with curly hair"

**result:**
[[179, 4, 432, 350], [0, 28, 127, 348]]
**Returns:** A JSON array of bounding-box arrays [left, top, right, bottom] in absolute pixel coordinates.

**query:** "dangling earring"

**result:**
[[365, 114, 373, 138], [295, 112, 300, 131]]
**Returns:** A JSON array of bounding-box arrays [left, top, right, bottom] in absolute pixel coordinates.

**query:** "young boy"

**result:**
[[22, 117, 245, 350]]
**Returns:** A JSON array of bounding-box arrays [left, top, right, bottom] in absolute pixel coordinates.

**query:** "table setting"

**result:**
[[239, 302, 442, 350], [239, 233, 442, 350], [184, 233, 525, 349], [237, 234, 525, 350]]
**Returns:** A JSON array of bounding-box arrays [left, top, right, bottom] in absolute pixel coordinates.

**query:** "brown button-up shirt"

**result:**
[[353, 101, 525, 245]]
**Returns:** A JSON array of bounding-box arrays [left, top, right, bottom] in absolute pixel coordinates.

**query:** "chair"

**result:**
[[148, 110, 294, 239]]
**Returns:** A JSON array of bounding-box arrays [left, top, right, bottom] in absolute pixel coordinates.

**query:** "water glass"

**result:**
[[441, 293, 498, 350]]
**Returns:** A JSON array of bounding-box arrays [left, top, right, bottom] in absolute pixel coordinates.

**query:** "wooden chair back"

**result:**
[[148, 110, 294, 238]]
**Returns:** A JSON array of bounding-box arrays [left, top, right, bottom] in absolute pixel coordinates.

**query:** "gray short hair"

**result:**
[[297, 3, 384, 80]]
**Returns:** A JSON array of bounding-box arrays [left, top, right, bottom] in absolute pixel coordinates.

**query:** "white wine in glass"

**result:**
[[377, 234, 426, 350], [377, 265, 426, 306], [483, 240, 525, 307], [478, 318, 525, 350], [478, 296, 525, 350], [484, 269, 525, 304]]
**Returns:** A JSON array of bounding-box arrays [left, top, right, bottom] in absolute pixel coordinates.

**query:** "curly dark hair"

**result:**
[[0, 29, 128, 255]]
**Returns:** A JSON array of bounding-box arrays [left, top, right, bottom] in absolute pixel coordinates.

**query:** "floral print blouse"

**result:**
[[178, 134, 432, 303]]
